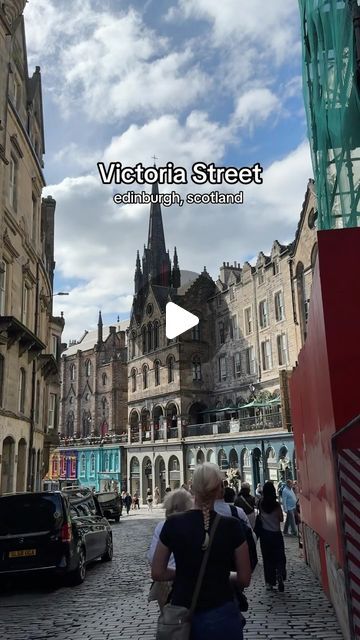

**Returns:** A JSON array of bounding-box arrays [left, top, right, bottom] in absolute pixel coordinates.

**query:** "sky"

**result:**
[[23, 0, 313, 343]]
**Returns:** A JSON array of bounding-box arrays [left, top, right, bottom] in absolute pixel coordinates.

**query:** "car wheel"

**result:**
[[69, 547, 86, 585], [101, 535, 113, 562]]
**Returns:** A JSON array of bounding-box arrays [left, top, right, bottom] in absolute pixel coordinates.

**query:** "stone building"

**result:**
[[59, 314, 128, 439], [0, 2, 63, 493], [126, 180, 318, 502]]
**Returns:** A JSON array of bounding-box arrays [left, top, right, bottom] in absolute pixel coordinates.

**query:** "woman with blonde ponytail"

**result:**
[[152, 463, 251, 639]]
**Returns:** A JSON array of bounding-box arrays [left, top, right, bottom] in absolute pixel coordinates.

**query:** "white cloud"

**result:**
[[25, 1, 209, 123], [233, 88, 282, 131]]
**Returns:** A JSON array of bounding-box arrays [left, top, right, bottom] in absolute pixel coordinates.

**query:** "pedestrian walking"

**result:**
[[257, 480, 286, 592], [148, 489, 193, 609], [123, 492, 132, 515], [151, 462, 251, 639], [147, 488, 153, 511], [282, 480, 298, 536], [154, 486, 160, 505], [235, 482, 256, 529], [255, 483, 263, 506], [133, 492, 140, 509]]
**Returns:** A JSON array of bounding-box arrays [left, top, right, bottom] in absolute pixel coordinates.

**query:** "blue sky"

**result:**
[[24, 0, 312, 342]]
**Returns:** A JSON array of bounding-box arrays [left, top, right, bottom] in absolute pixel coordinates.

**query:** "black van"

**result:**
[[0, 491, 113, 585], [95, 491, 122, 522]]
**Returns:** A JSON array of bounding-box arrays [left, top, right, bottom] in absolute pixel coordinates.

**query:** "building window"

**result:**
[[273, 258, 280, 276], [274, 291, 285, 322], [244, 307, 252, 335], [192, 322, 200, 341], [230, 315, 237, 340], [85, 360, 91, 377], [35, 379, 40, 422], [168, 356, 174, 383], [32, 195, 38, 244], [219, 356, 227, 381], [216, 295, 222, 307], [142, 326, 147, 354], [102, 372, 107, 386], [259, 300, 268, 329], [229, 286, 235, 301], [9, 155, 18, 211], [219, 321, 225, 344], [261, 340, 273, 371], [90, 453, 95, 475], [277, 333, 289, 366], [48, 393, 56, 428], [192, 356, 202, 381], [143, 365, 148, 389], [19, 367, 26, 413], [0, 261, 7, 315], [131, 368, 137, 392], [0, 354, 4, 407], [21, 282, 29, 326], [80, 454, 86, 476], [147, 323, 153, 351], [154, 321, 159, 349], [154, 360, 160, 386], [51, 334, 57, 358], [257, 268, 264, 285], [234, 353, 241, 378], [104, 453, 109, 472], [70, 363, 76, 381], [130, 331, 136, 358], [245, 346, 256, 375]]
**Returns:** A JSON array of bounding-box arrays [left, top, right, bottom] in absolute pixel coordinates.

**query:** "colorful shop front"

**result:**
[[47, 444, 123, 492]]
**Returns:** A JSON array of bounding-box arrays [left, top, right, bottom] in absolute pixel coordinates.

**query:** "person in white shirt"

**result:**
[[214, 485, 251, 527], [147, 488, 193, 609]]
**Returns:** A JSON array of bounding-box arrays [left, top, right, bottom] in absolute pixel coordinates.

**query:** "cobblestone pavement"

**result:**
[[0, 508, 343, 640]]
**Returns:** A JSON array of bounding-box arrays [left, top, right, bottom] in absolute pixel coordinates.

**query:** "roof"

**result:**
[[63, 320, 129, 357]]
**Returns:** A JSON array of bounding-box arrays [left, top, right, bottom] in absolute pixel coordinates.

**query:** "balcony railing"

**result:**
[[184, 411, 283, 438], [59, 433, 128, 447]]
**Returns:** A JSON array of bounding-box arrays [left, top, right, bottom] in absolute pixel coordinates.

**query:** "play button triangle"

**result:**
[[166, 302, 199, 339]]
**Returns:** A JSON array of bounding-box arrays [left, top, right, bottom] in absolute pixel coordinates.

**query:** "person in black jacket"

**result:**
[[123, 492, 132, 514], [235, 483, 256, 529]]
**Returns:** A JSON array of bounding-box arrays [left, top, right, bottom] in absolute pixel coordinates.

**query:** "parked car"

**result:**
[[95, 491, 122, 522], [0, 490, 113, 586]]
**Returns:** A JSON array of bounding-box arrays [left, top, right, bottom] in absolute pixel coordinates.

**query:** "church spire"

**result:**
[[172, 246, 181, 289], [97, 310, 103, 344], [147, 181, 166, 254], [134, 249, 143, 294], [143, 180, 171, 286]]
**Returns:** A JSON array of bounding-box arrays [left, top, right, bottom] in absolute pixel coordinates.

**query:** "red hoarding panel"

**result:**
[[290, 228, 360, 567]]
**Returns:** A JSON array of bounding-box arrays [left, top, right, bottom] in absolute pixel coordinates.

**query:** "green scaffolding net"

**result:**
[[299, 0, 360, 229]]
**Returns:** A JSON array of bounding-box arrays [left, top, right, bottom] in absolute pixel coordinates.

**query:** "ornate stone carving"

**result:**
[[2, 1, 26, 29]]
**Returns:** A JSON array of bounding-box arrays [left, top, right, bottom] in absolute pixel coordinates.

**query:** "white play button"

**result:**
[[166, 302, 199, 339]]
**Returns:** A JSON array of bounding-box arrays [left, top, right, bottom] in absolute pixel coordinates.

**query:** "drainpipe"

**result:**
[[27, 260, 39, 491]]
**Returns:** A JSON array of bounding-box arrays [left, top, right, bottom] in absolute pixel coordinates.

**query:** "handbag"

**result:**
[[148, 580, 173, 609], [254, 513, 262, 539], [156, 514, 221, 640]]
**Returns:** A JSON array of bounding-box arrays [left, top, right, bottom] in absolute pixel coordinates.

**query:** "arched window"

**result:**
[[131, 368, 137, 392], [143, 364, 148, 389], [167, 356, 174, 383], [142, 326, 147, 354], [131, 331, 136, 358], [154, 321, 159, 350], [85, 360, 91, 377], [192, 356, 201, 381], [102, 372, 107, 386], [192, 322, 200, 341], [147, 323, 153, 351], [19, 367, 26, 413], [102, 397, 109, 417], [154, 360, 160, 386], [70, 363, 76, 381]]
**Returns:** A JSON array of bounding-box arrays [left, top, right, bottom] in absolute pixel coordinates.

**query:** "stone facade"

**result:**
[[0, 5, 63, 493], [60, 315, 128, 439]]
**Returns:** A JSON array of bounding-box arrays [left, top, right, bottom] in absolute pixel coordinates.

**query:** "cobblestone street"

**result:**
[[0, 509, 343, 640]]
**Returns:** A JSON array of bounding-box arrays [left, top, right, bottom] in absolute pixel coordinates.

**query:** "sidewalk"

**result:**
[[244, 535, 343, 639]]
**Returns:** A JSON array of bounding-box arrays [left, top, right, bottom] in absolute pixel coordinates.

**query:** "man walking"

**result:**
[[282, 479, 298, 536]]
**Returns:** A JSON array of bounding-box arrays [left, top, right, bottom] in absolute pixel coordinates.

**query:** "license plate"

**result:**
[[9, 549, 37, 558]]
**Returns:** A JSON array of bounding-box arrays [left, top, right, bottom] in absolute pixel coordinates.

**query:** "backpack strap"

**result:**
[[189, 513, 221, 616], [230, 504, 239, 518]]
